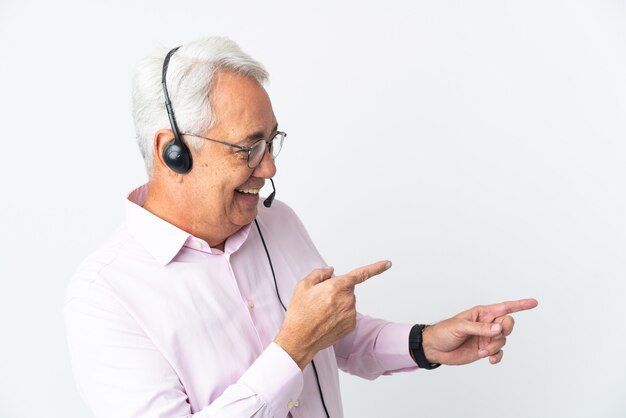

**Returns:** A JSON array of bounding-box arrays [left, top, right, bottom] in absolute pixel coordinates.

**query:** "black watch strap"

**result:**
[[409, 324, 441, 370]]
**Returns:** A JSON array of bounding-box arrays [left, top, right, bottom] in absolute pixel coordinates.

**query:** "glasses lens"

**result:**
[[247, 132, 286, 168], [248, 140, 267, 168], [270, 132, 285, 159]]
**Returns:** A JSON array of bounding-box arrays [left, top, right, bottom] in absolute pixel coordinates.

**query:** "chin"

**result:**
[[231, 192, 260, 225], [230, 208, 259, 227]]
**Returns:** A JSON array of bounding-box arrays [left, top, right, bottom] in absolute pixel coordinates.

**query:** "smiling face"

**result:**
[[177, 71, 278, 245]]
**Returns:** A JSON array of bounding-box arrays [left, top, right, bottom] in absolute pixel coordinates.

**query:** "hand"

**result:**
[[275, 260, 392, 369], [421, 298, 538, 366]]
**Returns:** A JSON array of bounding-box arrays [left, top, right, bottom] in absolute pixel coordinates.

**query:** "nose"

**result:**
[[252, 145, 277, 179]]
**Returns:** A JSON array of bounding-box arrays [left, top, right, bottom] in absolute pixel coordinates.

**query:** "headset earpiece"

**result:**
[[162, 138, 192, 174], [161, 46, 192, 174]]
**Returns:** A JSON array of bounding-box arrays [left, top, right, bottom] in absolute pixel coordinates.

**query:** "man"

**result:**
[[64, 36, 537, 418]]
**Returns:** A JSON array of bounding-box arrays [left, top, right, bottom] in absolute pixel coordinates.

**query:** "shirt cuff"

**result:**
[[238, 342, 304, 417], [375, 322, 420, 373]]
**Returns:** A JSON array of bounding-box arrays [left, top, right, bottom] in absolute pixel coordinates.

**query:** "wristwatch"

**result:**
[[409, 324, 442, 370]]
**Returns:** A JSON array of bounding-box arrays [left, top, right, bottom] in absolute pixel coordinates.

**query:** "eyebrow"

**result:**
[[242, 123, 279, 145]]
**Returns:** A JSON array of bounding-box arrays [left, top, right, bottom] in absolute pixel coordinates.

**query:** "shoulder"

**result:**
[[63, 225, 137, 305]]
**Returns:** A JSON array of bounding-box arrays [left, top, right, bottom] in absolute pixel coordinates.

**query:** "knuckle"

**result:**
[[329, 281, 342, 295], [325, 289, 337, 305], [349, 271, 366, 284]]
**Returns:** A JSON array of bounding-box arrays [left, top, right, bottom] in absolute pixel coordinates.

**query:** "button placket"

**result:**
[[222, 254, 264, 351]]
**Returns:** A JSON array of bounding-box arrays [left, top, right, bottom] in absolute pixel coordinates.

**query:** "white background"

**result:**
[[1, 1, 625, 417]]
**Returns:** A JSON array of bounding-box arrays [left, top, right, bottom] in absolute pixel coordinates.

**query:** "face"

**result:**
[[183, 71, 278, 238]]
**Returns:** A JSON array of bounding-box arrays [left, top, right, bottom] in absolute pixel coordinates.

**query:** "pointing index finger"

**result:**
[[337, 260, 392, 288], [481, 298, 539, 318]]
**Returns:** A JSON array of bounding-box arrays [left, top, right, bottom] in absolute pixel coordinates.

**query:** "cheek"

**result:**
[[194, 153, 253, 204], [217, 168, 253, 204]]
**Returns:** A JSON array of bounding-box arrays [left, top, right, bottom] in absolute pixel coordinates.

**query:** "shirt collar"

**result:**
[[125, 184, 252, 266]]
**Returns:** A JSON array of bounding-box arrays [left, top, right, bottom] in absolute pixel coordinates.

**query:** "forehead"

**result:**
[[209, 71, 276, 139]]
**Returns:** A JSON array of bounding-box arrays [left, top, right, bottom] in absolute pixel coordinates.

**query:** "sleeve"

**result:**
[[63, 276, 303, 418], [333, 313, 419, 380]]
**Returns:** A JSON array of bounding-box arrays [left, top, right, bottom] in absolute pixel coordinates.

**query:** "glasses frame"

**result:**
[[181, 131, 287, 169]]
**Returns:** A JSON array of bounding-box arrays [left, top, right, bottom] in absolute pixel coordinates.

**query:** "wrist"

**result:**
[[409, 324, 441, 370], [420, 324, 439, 364], [274, 331, 314, 370]]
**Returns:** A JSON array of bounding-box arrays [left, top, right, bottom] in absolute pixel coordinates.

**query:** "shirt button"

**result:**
[[246, 299, 255, 309], [294, 400, 300, 407], [192, 239, 202, 249], [287, 400, 294, 409]]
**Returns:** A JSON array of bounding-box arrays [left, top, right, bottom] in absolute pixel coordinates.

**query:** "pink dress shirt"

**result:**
[[64, 185, 417, 418]]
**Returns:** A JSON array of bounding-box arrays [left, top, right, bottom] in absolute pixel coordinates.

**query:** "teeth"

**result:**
[[237, 188, 259, 195]]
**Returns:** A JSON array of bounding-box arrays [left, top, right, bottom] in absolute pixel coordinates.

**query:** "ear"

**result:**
[[152, 129, 184, 182]]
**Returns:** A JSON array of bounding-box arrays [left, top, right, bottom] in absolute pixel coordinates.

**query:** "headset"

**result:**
[[161, 46, 192, 174], [161, 46, 330, 417]]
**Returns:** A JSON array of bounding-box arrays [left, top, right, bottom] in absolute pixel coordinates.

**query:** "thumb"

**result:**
[[457, 320, 503, 338]]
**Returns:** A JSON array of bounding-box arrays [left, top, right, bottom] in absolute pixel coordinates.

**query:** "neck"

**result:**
[[142, 180, 232, 252]]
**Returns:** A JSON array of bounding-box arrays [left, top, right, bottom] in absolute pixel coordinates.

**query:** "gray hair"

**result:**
[[131, 36, 269, 175]]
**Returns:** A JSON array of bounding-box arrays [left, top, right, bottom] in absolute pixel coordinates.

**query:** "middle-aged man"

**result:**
[[64, 36, 538, 418]]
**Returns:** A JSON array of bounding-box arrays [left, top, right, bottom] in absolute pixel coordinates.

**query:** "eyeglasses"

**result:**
[[181, 131, 287, 169]]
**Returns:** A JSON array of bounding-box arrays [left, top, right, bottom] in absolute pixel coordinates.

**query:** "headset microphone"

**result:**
[[263, 178, 276, 208]]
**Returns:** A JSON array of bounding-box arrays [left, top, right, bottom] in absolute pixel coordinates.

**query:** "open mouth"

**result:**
[[235, 188, 260, 195]]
